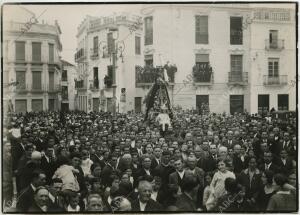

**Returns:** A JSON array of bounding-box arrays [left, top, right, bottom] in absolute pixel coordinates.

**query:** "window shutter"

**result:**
[[230, 17, 243, 44], [49, 44, 54, 62], [107, 33, 114, 55], [196, 54, 209, 63], [32, 42, 41, 62], [16, 41, 25, 61], [32, 71, 42, 89], [16, 71, 26, 89]]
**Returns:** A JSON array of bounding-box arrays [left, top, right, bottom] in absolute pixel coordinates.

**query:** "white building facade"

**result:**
[[3, 6, 63, 113], [75, 4, 296, 114], [139, 4, 296, 114], [75, 14, 143, 113]]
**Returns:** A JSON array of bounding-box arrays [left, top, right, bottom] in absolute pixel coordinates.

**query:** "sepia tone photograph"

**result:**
[[1, 1, 298, 213]]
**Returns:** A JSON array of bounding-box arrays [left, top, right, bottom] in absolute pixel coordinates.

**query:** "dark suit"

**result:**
[[101, 164, 117, 187], [269, 138, 281, 156], [233, 154, 245, 174], [237, 169, 262, 200], [277, 158, 293, 175], [258, 162, 279, 173], [40, 156, 57, 185], [175, 193, 197, 211], [153, 164, 175, 189], [151, 158, 160, 170], [201, 155, 217, 172], [169, 171, 185, 191], [16, 185, 34, 212], [11, 141, 25, 172], [131, 198, 162, 212]]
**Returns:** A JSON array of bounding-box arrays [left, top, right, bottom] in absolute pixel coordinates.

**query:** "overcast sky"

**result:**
[[20, 4, 143, 64], [12, 3, 295, 65]]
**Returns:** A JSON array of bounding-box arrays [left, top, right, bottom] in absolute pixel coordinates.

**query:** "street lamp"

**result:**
[[98, 27, 125, 115]]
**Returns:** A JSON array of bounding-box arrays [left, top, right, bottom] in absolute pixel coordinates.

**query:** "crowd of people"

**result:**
[[2, 108, 297, 212]]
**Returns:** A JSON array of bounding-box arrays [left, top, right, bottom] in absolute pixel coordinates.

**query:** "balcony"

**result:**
[[90, 48, 99, 60], [228, 72, 248, 85], [265, 39, 284, 51], [75, 80, 87, 90], [135, 66, 175, 87], [90, 80, 100, 91], [74, 48, 86, 62], [48, 84, 62, 93], [193, 73, 214, 86], [15, 84, 29, 93], [263, 75, 287, 86], [31, 83, 46, 93]]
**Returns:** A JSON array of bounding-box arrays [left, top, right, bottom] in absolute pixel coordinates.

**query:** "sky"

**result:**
[[19, 4, 144, 64]]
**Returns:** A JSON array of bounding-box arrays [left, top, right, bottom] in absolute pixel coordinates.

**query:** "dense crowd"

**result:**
[[2, 109, 297, 212]]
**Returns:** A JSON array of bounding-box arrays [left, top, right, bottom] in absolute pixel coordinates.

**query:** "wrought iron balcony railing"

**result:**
[[263, 75, 287, 85], [265, 39, 284, 51], [228, 72, 248, 85]]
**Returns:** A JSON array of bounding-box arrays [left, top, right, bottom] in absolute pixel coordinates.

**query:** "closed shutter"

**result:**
[[49, 71, 54, 90], [32, 99, 43, 112], [49, 44, 54, 62], [93, 98, 100, 112], [144, 17, 153, 45], [135, 36, 141, 55], [32, 71, 42, 89], [107, 32, 114, 55], [48, 99, 55, 111], [93, 36, 98, 54], [15, 41, 25, 61], [195, 16, 208, 44], [16, 71, 26, 89], [230, 17, 243, 45], [196, 54, 209, 63], [32, 42, 41, 62], [15, 99, 27, 113]]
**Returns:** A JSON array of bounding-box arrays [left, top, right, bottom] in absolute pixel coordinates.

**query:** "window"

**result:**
[[230, 95, 244, 114], [196, 54, 209, 67], [144, 17, 153, 45], [93, 67, 99, 89], [144, 55, 153, 66], [62, 70, 68, 81], [107, 32, 114, 55], [196, 95, 209, 114], [48, 99, 55, 111], [62, 86, 68, 100], [135, 36, 141, 55], [15, 99, 27, 113], [231, 55, 243, 74], [230, 55, 243, 82], [16, 71, 26, 89], [32, 71, 42, 89], [230, 17, 243, 45], [32, 99, 43, 112], [195, 54, 210, 82], [49, 71, 54, 90], [15, 41, 25, 61], [258, 95, 269, 115], [268, 58, 279, 77], [107, 65, 113, 80], [269, 30, 278, 48], [278, 94, 288, 111], [49, 44, 54, 62], [93, 36, 98, 54], [195, 15, 208, 44], [32, 42, 41, 62]]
